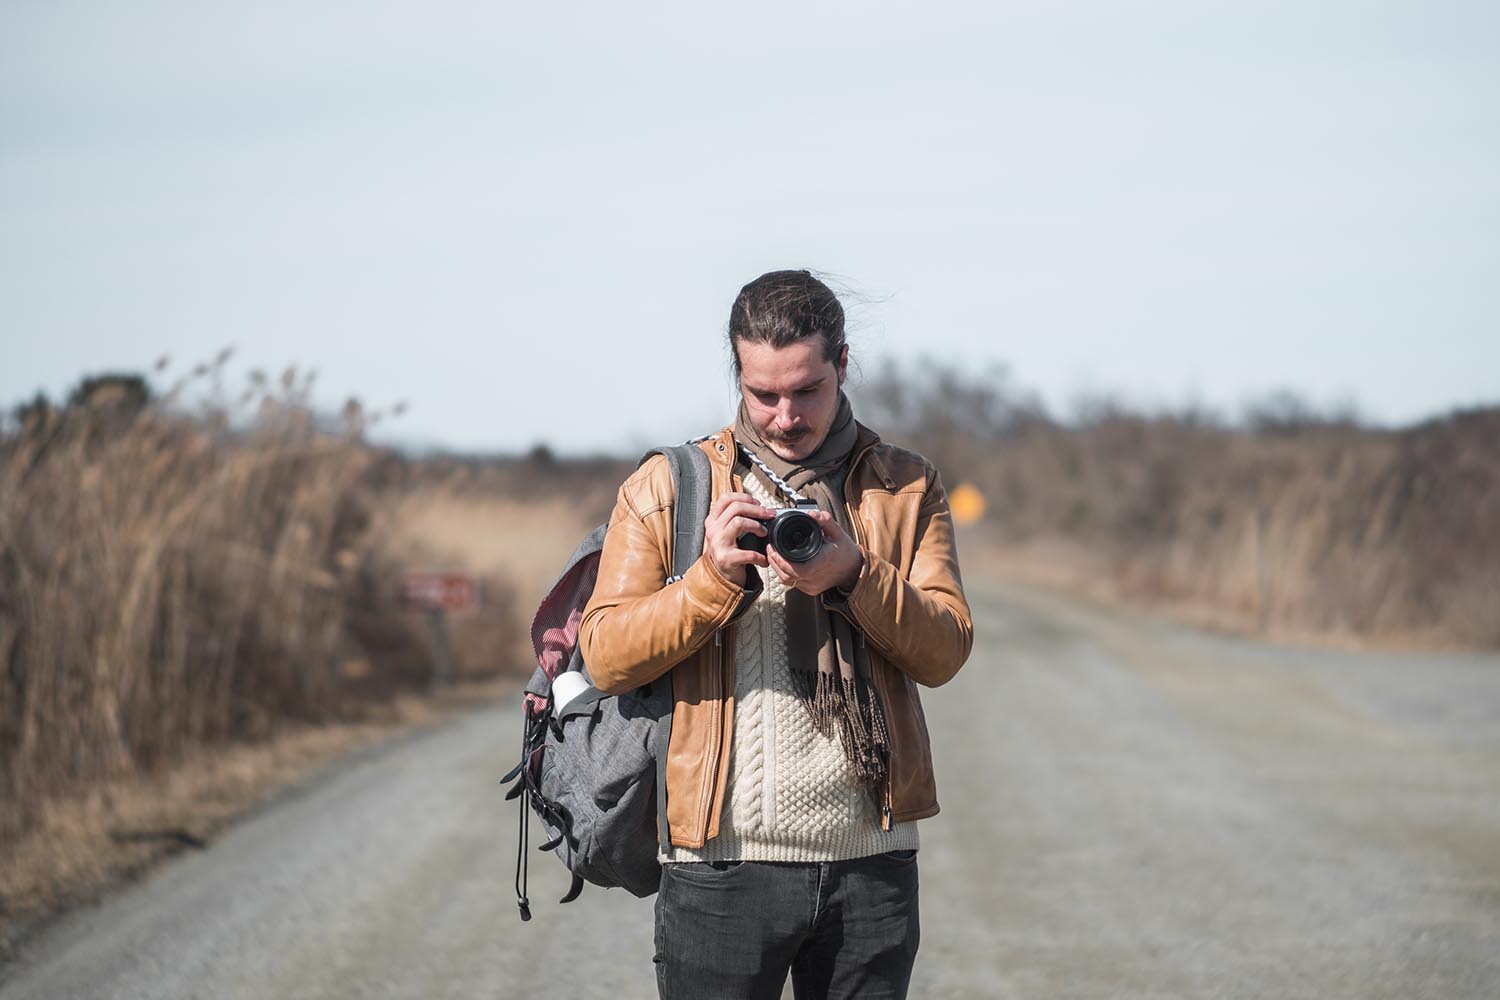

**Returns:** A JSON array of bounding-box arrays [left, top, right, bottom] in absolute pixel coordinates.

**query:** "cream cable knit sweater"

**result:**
[[666, 476, 919, 864]]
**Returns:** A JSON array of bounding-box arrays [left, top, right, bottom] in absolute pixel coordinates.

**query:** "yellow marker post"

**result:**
[[949, 483, 986, 525]]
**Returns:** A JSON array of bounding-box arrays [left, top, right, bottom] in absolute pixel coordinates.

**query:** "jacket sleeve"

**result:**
[[579, 457, 756, 696], [823, 466, 973, 687]]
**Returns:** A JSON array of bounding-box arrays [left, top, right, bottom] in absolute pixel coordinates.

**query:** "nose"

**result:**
[[774, 399, 801, 432]]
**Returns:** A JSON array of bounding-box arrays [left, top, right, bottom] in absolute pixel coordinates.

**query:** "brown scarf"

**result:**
[[733, 393, 890, 800]]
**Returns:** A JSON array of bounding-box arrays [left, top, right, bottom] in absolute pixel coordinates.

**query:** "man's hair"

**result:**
[[728, 270, 847, 377]]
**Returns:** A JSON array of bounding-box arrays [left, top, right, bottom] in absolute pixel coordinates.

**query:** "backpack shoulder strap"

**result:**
[[639, 442, 712, 582], [636, 440, 713, 851]]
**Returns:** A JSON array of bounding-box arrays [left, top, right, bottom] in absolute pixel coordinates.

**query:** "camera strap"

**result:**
[[735, 443, 813, 506]]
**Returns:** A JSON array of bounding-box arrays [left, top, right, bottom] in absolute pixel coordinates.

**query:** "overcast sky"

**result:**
[[3, 1, 1496, 453]]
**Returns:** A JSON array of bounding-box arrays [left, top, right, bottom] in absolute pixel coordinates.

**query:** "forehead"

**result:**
[[737, 339, 835, 391]]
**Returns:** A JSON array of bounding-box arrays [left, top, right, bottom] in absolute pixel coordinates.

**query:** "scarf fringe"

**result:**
[[810, 669, 890, 798]]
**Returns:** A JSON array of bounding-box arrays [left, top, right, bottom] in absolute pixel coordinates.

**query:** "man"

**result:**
[[579, 270, 973, 1000]]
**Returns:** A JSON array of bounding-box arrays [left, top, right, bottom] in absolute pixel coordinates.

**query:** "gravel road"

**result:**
[[3, 577, 1497, 999]]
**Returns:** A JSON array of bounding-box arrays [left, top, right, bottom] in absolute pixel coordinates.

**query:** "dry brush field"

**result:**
[[0, 366, 616, 931], [2, 359, 1495, 937], [855, 361, 1500, 650]]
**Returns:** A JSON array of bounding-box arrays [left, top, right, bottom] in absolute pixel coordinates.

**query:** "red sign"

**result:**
[[398, 571, 479, 613]]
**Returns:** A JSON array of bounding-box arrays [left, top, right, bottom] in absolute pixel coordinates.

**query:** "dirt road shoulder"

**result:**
[[0, 679, 515, 961]]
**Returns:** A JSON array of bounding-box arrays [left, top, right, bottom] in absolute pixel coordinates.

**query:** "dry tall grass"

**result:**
[[854, 360, 1500, 649], [5, 352, 1489, 854], [0, 365, 522, 844]]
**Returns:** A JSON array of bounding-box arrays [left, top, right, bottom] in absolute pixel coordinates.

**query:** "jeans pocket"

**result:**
[[667, 860, 747, 885], [879, 848, 918, 864]]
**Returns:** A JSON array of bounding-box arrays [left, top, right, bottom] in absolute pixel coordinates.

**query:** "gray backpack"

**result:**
[[501, 442, 711, 920]]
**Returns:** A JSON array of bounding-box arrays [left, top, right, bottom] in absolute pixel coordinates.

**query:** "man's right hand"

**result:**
[[703, 492, 772, 585]]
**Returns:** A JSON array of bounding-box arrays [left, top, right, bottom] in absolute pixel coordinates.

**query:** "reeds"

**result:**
[[0, 361, 514, 842], [5, 353, 1491, 847], [854, 360, 1500, 649]]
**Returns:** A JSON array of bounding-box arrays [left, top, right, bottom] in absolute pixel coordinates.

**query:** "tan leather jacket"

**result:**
[[579, 424, 973, 849]]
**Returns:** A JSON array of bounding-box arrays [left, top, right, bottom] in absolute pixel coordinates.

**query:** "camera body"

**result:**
[[736, 501, 823, 563]]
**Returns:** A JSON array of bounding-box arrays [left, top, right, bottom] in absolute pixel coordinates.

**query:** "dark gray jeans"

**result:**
[[653, 851, 921, 1000]]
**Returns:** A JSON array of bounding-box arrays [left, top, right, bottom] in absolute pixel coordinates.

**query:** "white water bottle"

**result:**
[[551, 671, 590, 715]]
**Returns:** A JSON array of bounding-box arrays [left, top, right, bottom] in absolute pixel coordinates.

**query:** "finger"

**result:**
[[719, 548, 769, 568], [707, 505, 768, 534], [706, 515, 769, 547], [808, 510, 845, 538], [809, 510, 834, 524], [709, 492, 759, 519], [718, 499, 775, 522]]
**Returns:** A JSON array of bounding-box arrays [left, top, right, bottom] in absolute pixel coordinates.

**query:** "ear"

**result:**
[[836, 345, 849, 384]]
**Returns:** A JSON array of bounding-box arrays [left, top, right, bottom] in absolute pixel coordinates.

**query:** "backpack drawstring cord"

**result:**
[[514, 716, 532, 921]]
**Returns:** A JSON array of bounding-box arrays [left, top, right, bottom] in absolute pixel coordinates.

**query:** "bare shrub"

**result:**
[[0, 363, 521, 842], [852, 360, 1499, 649]]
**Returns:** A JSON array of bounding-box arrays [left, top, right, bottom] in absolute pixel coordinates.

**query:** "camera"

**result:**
[[736, 501, 823, 563]]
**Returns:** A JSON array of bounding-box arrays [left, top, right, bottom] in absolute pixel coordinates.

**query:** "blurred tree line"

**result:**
[[851, 358, 1499, 648]]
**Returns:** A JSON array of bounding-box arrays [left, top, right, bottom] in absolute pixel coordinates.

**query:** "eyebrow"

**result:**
[[745, 376, 827, 397]]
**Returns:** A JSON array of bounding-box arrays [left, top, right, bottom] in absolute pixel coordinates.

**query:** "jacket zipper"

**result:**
[[700, 627, 728, 839], [870, 656, 896, 831], [699, 442, 738, 841]]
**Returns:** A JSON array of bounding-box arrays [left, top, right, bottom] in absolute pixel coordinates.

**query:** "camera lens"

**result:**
[[772, 510, 821, 563]]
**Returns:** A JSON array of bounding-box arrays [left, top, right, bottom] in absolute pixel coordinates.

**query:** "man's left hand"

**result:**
[[767, 511, 863, 596]]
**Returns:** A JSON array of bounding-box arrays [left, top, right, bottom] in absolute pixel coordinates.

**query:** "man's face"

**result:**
[[737, 338, 847, 462]]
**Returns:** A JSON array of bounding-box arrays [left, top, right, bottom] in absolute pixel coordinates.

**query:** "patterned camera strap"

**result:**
[[736, 443, 812, 505]]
